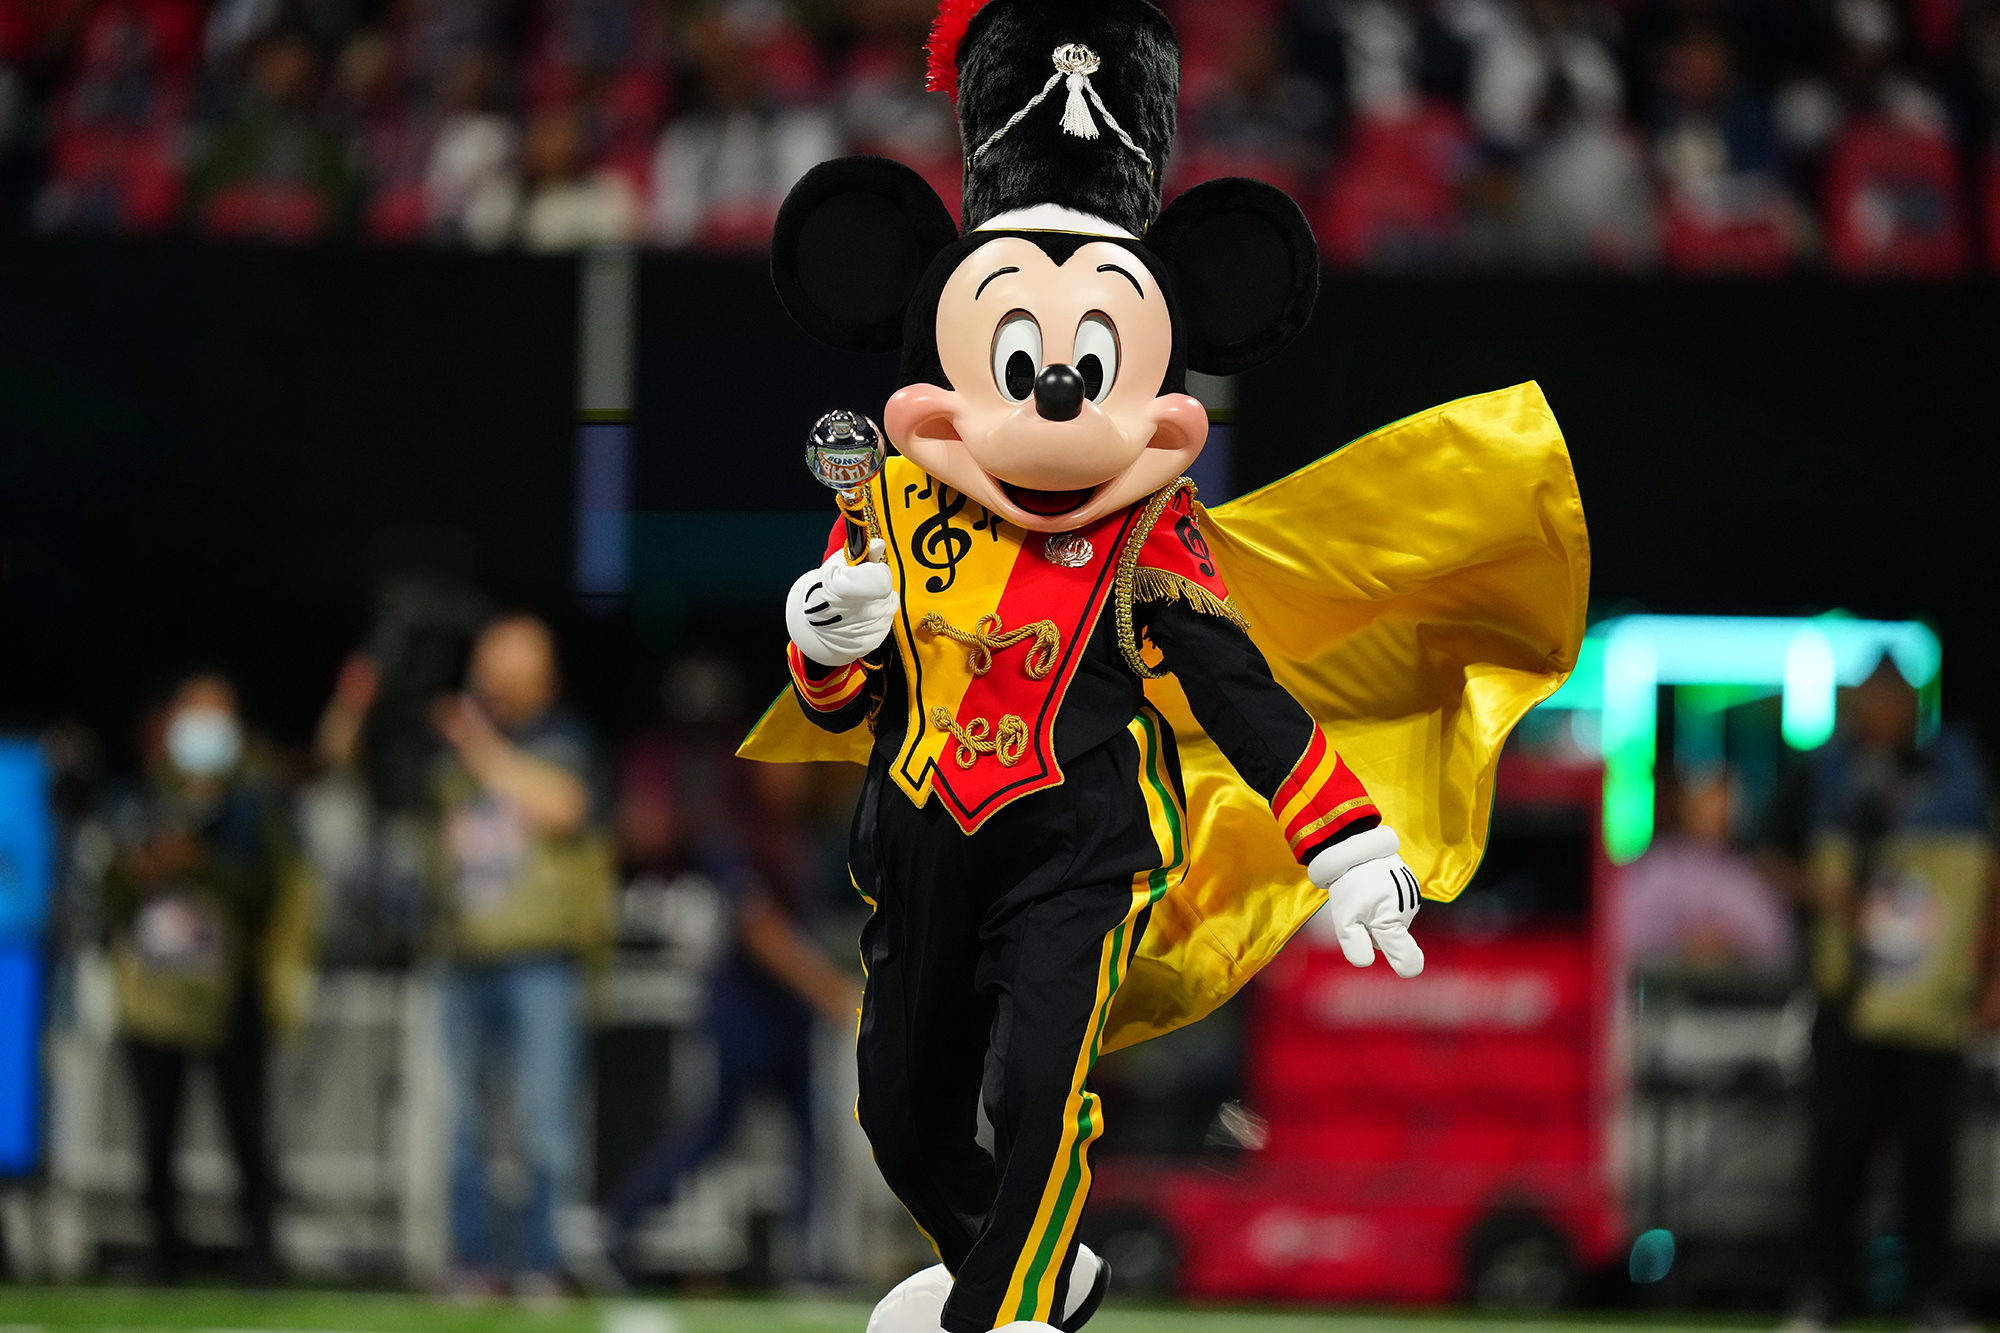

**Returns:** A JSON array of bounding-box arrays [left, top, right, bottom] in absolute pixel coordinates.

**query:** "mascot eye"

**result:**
[[1074, 314, 1119, 403], [991, 312, 1043, 403]]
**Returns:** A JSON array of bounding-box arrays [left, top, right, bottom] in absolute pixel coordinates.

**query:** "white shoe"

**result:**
[[995, 1325, 1060, 1332], [866, 1243, 1107, 1333], [1059, 1243, 1108, 1329], [867, 1263, 952, 1333]]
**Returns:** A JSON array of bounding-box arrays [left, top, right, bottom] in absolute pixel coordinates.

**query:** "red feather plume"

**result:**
[[925, 0, 993, 99]]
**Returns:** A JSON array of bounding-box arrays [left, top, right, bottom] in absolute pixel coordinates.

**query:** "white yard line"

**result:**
[[600, 1305, 681, 1333]]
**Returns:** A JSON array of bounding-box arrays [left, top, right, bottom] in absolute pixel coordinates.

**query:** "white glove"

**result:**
[[1306, 824, 1425, 979], [786, 538, 899, 668]]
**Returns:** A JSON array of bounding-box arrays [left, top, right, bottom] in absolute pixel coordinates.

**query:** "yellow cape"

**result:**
[[740, 380, 1589, 1052]]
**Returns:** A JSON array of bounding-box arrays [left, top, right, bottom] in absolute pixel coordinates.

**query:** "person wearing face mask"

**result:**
[[102, 672, 312, 1286], [428, 614, 615, 1301]]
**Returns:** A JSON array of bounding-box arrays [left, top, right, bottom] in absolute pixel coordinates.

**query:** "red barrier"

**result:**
[[1091, 757, 1626, 1303]]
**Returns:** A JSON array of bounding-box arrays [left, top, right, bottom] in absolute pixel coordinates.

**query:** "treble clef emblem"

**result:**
[[1174, 511, 1214, 577], [911, 487, 972, 592]]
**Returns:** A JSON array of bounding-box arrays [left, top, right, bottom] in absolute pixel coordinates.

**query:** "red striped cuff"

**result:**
[[789, 642, 868, 712], [1272, 725, 1378, 863]]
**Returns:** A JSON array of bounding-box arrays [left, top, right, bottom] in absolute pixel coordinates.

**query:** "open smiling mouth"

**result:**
[[1000, 482, 1096, 517]]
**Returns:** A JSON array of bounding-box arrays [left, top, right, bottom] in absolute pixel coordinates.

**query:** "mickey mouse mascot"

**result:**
[[738, 2, 1591, 1329]]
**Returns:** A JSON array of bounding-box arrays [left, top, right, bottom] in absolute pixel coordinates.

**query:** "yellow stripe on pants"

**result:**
[[998, 708, 1188, 1324]]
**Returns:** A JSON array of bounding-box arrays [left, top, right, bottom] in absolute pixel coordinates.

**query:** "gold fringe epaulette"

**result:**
[[1113, 477, 1251, 679], [1131, 566, 1252, 634]]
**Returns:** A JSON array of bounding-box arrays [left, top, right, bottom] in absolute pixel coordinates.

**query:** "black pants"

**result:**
[[124, 995, 275, 1278], [1801, 1009, 1964, 1315], [852, 709, 1186, 1332]]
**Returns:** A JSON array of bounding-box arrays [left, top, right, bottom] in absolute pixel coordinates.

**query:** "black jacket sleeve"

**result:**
[[1139, 600, 1380, 865]]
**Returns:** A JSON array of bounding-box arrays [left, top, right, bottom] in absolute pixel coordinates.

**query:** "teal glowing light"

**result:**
[[1781, 628, 1837, 750], [1535, 615, 1941, 864], [1629, 1228, 1677, 1284]]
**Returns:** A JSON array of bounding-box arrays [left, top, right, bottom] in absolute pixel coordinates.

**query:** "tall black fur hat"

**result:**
[[928, 0, 1179, 237], [773, 0, 1319, 377]]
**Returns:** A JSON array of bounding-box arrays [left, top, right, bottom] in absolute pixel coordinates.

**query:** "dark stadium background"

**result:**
[[4, 240, 1991, 770]]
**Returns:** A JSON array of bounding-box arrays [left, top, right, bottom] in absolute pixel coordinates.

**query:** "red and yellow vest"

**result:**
[[792, 457, 1258, 833]]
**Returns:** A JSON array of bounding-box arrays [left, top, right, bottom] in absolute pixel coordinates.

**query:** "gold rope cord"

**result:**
[[862, 655, 888, 733], [1113, 478, 1197, 679], [839, 478, 883, 549], [919, 612, 1061, 680], [930, 707, 1030, 768]]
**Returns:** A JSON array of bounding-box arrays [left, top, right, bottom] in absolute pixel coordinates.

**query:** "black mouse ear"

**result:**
[[1148, 177, 1320, 376], [771, 156, 960, 354]]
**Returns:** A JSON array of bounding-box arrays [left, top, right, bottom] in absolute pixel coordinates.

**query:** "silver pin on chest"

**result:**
[[1043, 533, 1093, 568]]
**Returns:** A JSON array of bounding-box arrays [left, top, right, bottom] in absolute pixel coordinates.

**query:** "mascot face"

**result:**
[[886, 236, 1207, 532]]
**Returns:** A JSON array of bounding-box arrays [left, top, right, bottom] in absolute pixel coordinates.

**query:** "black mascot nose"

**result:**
[[1034, 364, 1085, 422]]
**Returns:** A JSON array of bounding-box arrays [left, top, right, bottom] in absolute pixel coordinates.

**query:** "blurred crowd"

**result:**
[[25, 583, 2000, 1307], [41, 581, 864, 1293], [1, 0, 1997, 272]]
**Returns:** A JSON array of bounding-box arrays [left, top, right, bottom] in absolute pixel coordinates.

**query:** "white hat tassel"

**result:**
[[970, 43, 1154, 173], [1056, 44, 1103, 139]]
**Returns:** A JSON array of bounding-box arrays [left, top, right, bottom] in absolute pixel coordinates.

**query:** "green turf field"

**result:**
[[0, 1289, 1799, 1333]]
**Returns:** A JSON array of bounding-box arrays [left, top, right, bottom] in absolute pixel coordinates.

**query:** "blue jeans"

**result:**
[[605, 961, 814, 1235], [440, 956, 581, 1273]]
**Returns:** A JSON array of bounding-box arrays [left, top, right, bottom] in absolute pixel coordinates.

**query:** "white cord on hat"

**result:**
[[969, 43, 1153, 176]]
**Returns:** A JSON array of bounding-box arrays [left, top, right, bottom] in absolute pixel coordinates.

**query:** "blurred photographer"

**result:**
[[430, 614, 614, 1299], [1771, 656, 2000, 1333], [306, 574, 490, 964], [103, 672, 313, 1285]]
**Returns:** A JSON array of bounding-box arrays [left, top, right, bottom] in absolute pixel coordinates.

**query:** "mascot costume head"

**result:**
[[771, 0, 1320, 534]]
